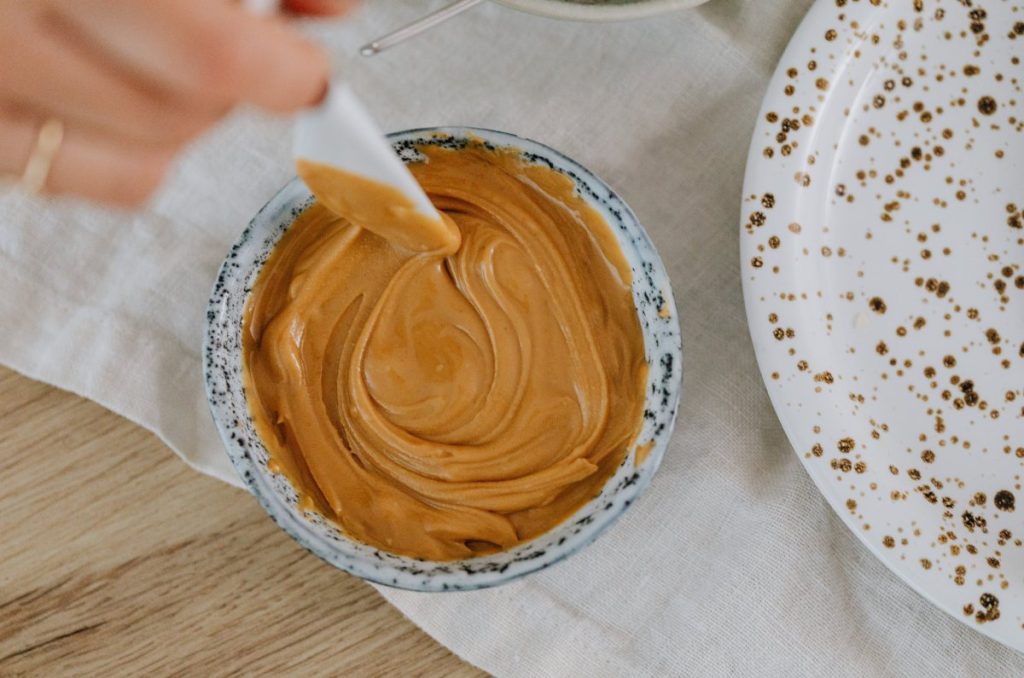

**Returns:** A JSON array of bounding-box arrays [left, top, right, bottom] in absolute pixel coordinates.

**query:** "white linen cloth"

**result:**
[[2, 1, 1022, 674]]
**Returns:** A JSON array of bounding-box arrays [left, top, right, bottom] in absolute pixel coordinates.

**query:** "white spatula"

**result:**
[[239, 0, 456, 254], [293, 83, 459, 254], [294, 84, 436, 224]]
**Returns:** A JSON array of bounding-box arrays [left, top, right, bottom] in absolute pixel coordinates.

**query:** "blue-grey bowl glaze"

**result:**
[[203, 127, 683, 591]]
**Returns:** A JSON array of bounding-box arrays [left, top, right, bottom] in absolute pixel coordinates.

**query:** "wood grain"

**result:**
[[0, 366, 483, 677]]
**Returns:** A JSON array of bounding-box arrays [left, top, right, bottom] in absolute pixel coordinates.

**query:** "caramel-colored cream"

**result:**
[[295, 159, 461, 254], [244, 141, 647, 561]]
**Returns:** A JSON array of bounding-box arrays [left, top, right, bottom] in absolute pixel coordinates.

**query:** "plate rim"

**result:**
[[497, 0, 707, 21]]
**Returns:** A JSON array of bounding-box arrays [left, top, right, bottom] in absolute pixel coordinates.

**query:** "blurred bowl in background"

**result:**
[[498, 0, 711, 21]]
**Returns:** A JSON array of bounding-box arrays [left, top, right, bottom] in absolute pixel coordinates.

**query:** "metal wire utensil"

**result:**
[[359, 0, 484, 57]]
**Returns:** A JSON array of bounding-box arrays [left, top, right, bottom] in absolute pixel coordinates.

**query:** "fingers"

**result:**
[[201, 2, 330, 110], [0, 13, 221, 148], [0, 0, 337, 208], [0, 111, 174, 207], [283, 0, 359, 16], [58, 0, 330, 113]]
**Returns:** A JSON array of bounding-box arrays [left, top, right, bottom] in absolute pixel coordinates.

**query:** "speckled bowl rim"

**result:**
[[498, 0, 708, 22], [203, 127, 683, 591]]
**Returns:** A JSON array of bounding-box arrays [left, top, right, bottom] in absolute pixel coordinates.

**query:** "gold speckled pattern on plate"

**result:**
[[741, 0, 1023, 650]]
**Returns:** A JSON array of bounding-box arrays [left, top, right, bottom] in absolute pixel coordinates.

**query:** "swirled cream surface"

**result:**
[[243, 141, 647, 561]]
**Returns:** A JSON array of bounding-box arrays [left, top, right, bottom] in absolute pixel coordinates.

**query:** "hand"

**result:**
[[0, 0, 355, 206]]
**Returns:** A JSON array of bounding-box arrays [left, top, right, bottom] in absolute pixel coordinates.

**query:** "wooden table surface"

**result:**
[[0, 366, 483, 676]]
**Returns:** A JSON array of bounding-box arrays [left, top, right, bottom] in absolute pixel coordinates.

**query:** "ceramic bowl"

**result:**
[[203, 127, 682, 591], [499, 0, 710, 21]]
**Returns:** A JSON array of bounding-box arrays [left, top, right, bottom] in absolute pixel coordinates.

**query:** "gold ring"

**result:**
[[20, 118, 64, 195]]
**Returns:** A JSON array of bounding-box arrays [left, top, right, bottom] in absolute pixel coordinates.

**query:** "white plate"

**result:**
[[741, 0, 1024, 650]]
